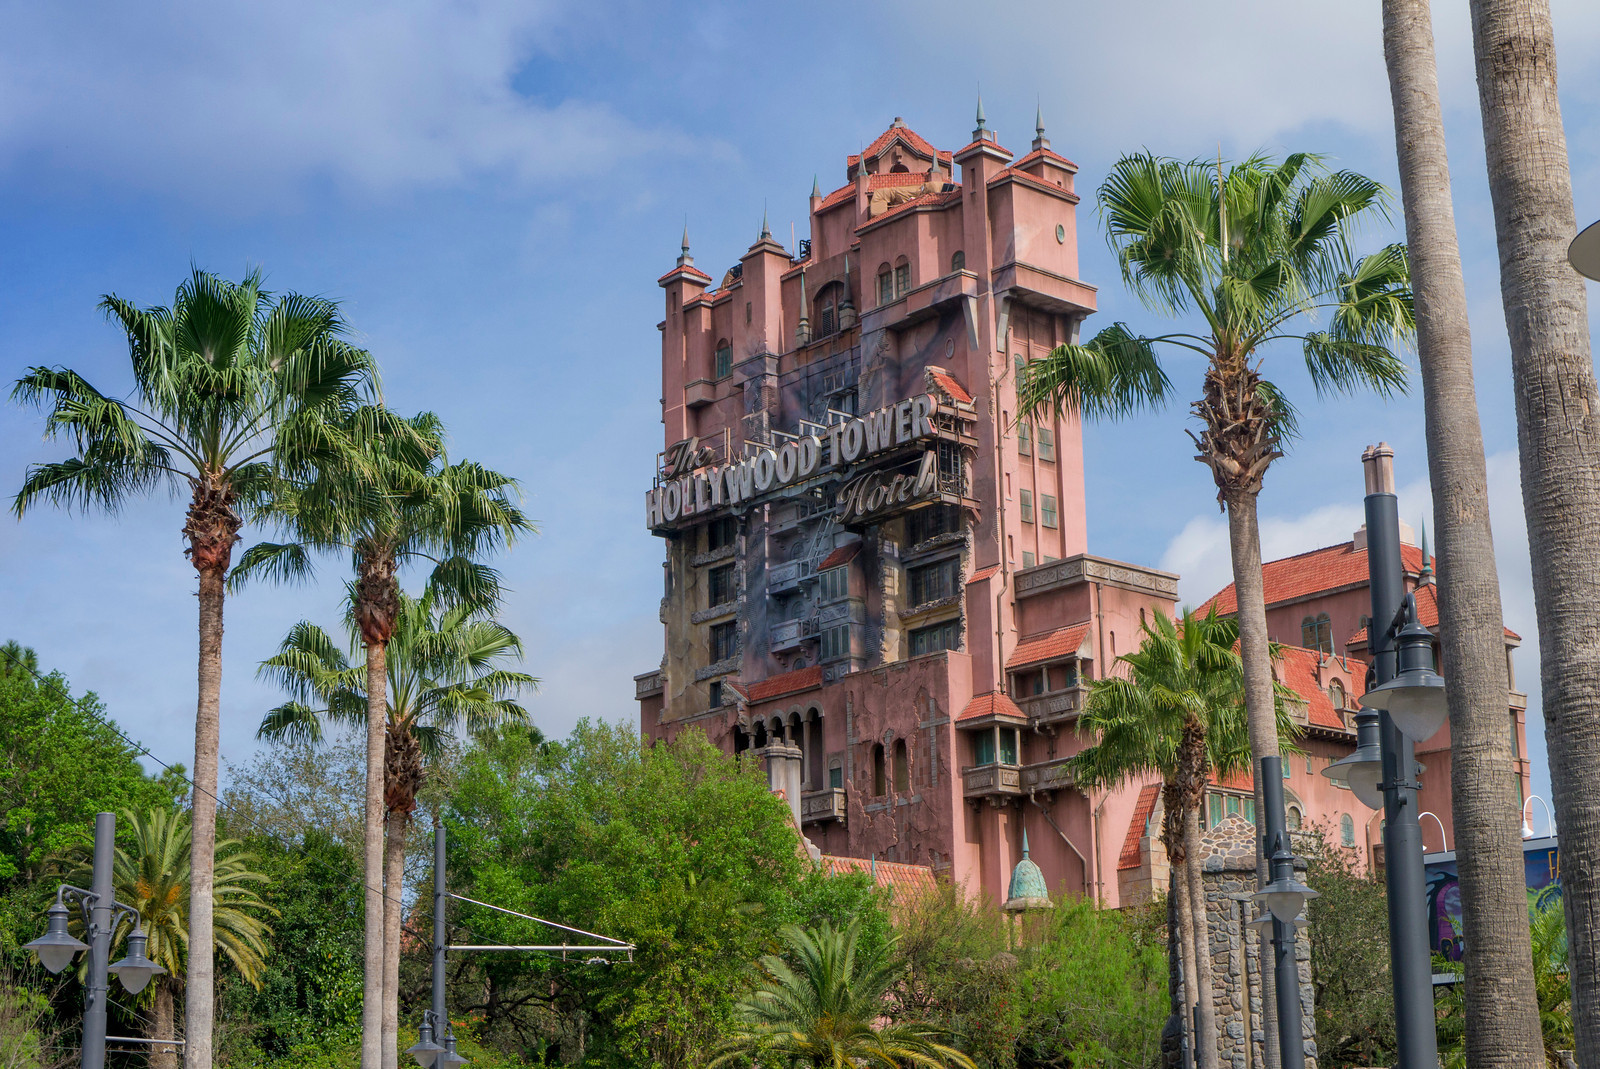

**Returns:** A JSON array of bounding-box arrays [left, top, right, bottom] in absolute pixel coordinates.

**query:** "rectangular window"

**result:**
[[1022, 551, 1036, 569], [817, 303, 836, 338], [818, 565, 848, 602], [1017, 420, 1032, 457], [829, 765, 843, 789], [1041, 495, 1059, 529], [1019, 489, 1034, 523], [908, 505, 958, 544], [894, 263, 911, 297], [708, 680, 723, 708], [1282, 761, 1291, 780], [714, 345, 733, 380], [1037, 425, 1056, 462], [710, 621, 737, 661], [999, 728, 1019, 765], [708, 516, 737, 551], [909, 619, 960, 656], [1208, 794, 1224, 829], [707, 564, 735, 607], [908, 557, 961, 606], [974, 730, 996, 766], [878, 272, 894, 306], [1511, 712, 1521, 759], [820, 624, 850, 662], [1226, 795, 1241, 818]]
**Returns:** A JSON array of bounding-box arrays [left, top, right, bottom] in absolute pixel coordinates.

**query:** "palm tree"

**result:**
[[1069, 609, 1294, 1069], [1380, 2, 1545, 1062], [234, 406, 531, 1069], [63, 808, 274, 1069], [710, 920, 976, 1069], [13, 269, 376, 1069], [1469, 1, 1600, 1054], [256, 588, 535, 1069]]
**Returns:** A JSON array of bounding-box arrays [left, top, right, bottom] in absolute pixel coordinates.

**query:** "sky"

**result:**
[[3, 0, 1598, 829]]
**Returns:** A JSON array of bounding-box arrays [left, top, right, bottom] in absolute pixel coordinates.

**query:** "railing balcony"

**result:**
[[684, 379, 716, 409], [769, 616, 818, 653], [1019, 685, 1089, 730], [768, 560, 805, 593], [634, 670, 664, 700], [801, 788, 847, 825], [1021, 758, 1074, 794], [962, 762, 1023, 801]]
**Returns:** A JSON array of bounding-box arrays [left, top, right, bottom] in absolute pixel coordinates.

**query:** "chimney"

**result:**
[[1362, 442, 1396, 495]]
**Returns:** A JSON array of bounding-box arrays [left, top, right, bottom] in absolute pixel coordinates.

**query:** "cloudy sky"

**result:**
[[3, 0, 1597, 819]]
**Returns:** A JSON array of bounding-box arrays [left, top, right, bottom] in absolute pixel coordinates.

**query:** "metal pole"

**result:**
[[432, 818, 447, 1039], [1364, 474, 1439, 1069], [1260, 760, 1306, 1069], [82, 812, 115, 1069]]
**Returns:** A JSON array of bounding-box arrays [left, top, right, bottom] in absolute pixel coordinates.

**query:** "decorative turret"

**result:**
[[1003, 830, 1053, 912], [677, 222, 694, 268], [973, 94, 995, 144], [1032, 102, 1050, 153]]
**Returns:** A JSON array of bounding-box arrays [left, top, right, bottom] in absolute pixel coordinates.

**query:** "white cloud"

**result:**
[[0, 0, 682, 202]]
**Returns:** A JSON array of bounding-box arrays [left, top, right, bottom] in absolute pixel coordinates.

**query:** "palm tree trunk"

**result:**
[[362, 642, 388, 1069], [184, 564, 224, 1069], [1383, 2, 1547, 1064], [1220, 487, 1281, 1069], [151, 976, 180, 1069], [1469, 3, 1600, 1060], [382, 806, 409, 1069], [1184, 805, 1220, 1069], [1174, 860, 1207, 1069]]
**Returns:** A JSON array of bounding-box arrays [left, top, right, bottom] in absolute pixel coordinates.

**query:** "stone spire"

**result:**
[[1032, 100, 1050, 152], [811, 174, 821, 198], [838, 251, 858, 329], [1418, 519, 1434, 586], [676, 221, 693, 268], [759, 204, 771, 241], [972, 92, 996, 144]]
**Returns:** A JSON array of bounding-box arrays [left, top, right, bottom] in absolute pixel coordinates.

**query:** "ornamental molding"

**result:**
[[1015, 554, 1178, 599]]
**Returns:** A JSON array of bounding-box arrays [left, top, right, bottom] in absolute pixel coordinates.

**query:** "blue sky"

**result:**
[[3, 0, 1597, 824]]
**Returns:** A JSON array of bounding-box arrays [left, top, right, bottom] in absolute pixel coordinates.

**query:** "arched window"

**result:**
[[754, 722, 768, 748], [1340, 813, 1356, 847], [714, 339, 732, 380], [950, 250, 965, 272], [872, 743, 886, 796], [1302, 612, 1333, 654], [815, 282, 843, 338], [877, 264, 894, 306], [828, 758, 843, 790], [1329, 679, 1346, 712], [893, 738, 910, 792], [1287, 805, 1303, 831]]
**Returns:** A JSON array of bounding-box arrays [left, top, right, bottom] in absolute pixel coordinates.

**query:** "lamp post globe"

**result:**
[[1323, 707, 1386, 810], [408, 1016, 444, 1068], [1362, 605, 1449, 742], [107, 926, 164, 995], [438, 1033, 468, 1069], [25, 895, 88, 974]]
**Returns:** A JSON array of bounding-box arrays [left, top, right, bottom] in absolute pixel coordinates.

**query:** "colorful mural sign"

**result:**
[[1424, 836, 1560, 962]]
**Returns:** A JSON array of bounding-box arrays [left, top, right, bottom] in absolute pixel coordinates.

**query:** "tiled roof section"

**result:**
[[1119, 783, 1163, 870], [1012, 146, 1079, 172], [928, 369, 974, 404], [986, 165, 1077, 199], [817, 183, 855, 211], [866, 172, 933, 190], [1274, 644, 1358, 730], [968, 565, 999, 584], [1007, 623, 1093, 669], [1199, 540, 1426, 616], [1210, 768, 1255, 792], [848, 122, 950, 165], [1346, 582, 1520, 645], [743, 665, 824, 704], [955, 137, 1014, 159], [817, 541, 862, 571], [657, 264, 713, 285], [819, 854, 938, 900], [957, 691, 1028, 722], [856, 190, 961, 229]]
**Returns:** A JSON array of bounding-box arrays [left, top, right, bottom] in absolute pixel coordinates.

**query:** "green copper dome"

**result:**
[[1004, 830, 1053, 911]]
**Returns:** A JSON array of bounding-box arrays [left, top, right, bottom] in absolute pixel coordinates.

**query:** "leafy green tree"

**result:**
[[233, 407, 531, 1069], [62, 809, 274, 1069], [1068, 608, 1293, 1069], [12, 269, 380, 1069], [713, 919, 976, 1069], [257, 587, 534, 1069], [1017, 156, 1412, 962], [440, 721, 827, 1068], [1300, 824, 1394, 1068]]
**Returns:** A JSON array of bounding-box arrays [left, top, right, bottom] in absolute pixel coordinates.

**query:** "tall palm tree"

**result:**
[[1469, 1, 1600, 1055], [709, 920, 976, 1069], [1381, 1, 1545, 1062], [256, 589, 535, 1069], [63, 808, 274, 1069], [1069, 609, 1296, 1069], [234, 406, 530, 1069], [13, 269, 376, 1069]]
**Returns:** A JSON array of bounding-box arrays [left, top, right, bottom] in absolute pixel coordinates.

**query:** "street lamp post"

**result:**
[[1254, 756, 1317, 1069], [24, 813, 165, 1069]]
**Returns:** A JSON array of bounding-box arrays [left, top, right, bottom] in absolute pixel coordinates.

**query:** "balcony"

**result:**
[[1021, 758, 1074, 794], [801, 788, 847, 825], [963, 762, 1023, 802], [769, 616, 818, 653], [768, 559, 805, 593], [1019, 685, 1089, 730], [684, 379, 716, 409], [634, 670, 663, 700]]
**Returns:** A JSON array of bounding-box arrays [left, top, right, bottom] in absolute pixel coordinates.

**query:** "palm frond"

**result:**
[[1019, 323, 1173, 422]]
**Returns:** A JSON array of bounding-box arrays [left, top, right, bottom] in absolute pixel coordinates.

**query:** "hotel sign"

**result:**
[[646, 394, 942, 529]]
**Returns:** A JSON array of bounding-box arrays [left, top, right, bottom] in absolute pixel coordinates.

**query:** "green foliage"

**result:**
[[1436, 899, 1573, 1068], [894, 883, 1021, 1068], [0, 977, 54, 1069], [1301, 825, 1394, 1068]]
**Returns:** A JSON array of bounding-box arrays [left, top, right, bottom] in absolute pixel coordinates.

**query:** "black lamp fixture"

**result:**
[[438, 1033, 468, 1069], [1254, 830, 1319, 924], [1322, 707, 1385, 810], [24, 892, 88, 974], [107, 925, 164, 994], [1360, 594, 1449, 742], [407, 1013, 445, 1068]]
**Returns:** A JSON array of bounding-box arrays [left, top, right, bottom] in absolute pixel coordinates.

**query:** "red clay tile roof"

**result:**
[[855, 190, 961, 230], [1211, 768, 1255, 792], [957, 691, 1028, 722], [1007, 623, 1093, 669], [817, 542, 862, 571], [1119, 783, 1163, 870], [968, 564, 999, 584], [657, 264, 712, 285], [1274, 644, 1359, 730], [847, 122, 950, 165], [986, 166, 1079, 200], [818, 183, 856, 211], [1199, 540, 1426, 616], [955, 137, 1014, 159], [819, 854, 938, 900], [928, 369, 974, 404], [866, 172, 934, 190], [1012, 146, 1080, 172], [1346, 582, 1520, 645], [743, 665, 824, 704]]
